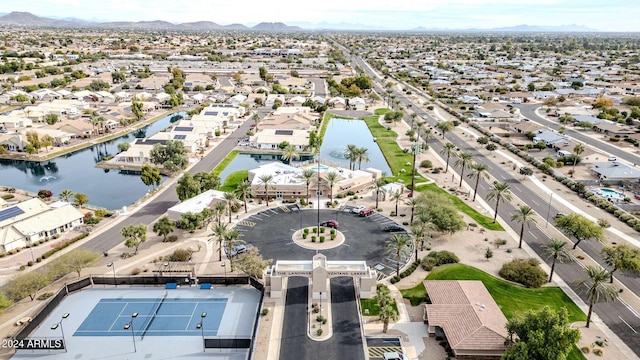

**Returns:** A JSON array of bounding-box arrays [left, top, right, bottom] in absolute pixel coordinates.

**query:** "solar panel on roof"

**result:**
[[174, 127, 194, 132], [204, 111, 219, 116], [275, 130, 294, 136], [0, 206, 25, 222], [173, 135, 187, 140]]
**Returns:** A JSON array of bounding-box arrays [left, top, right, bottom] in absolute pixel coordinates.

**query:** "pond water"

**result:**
[[319, 118, 391, 174], [218, 117, 391, 183], [0, 113, 184, 210]]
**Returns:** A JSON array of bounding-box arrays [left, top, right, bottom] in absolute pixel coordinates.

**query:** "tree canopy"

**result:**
[[150, 140, 189, 172], [555, 213, 604, 249], [503, 306, 580, 360]]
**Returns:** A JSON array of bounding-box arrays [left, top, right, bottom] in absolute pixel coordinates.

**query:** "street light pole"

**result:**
[[124, 312, 138, 353], [199, 312, 207, 352], [51, 313, 69, 353], [107, 262, 116, 287], [221, 262, 227, 286], [545, 192, 555, 228], [317, 157, 321, 255], [319, 291, 322, 330]]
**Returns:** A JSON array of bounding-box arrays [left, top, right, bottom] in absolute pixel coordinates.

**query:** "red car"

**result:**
[[320, 220, 339, 228], [359, 208, 375, 217]]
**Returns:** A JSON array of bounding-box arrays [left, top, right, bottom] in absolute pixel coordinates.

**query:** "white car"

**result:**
[[351, 205, 366, 214], [383, 352, 408, 360]]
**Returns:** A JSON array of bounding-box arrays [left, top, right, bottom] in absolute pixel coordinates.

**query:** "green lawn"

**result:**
[[359, 298, 398, 316], [425, 264, 586, 322], [362, 115, 426, 184], [212, 150, 239, 176], [568, 346, 587, 360], [219, 170, 248, 192], [399, 282, 426, 306], [374, 108, 391, 115], [414, 183, 504, 231]]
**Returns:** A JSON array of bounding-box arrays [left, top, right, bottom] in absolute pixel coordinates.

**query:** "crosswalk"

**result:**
[[279, 206, 291, 213], [238, 220, 256, 227], [368, 346, 404, 359]]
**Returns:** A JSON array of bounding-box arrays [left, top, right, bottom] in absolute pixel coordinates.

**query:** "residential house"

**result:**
[[0, 115, 33, 129], [532, 129, 568, 147], [423, 280, 508, 360], [250, 129, 309, 151], [591, 162, 640, 183], [167, 189, 226, 222], [0, 198, 84, 253]]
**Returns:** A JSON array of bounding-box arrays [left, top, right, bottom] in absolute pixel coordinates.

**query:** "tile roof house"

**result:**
[[423, 280, 508, 360], [532, 129, 568, 147]]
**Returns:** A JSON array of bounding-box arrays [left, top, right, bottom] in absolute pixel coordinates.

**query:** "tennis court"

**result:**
[[74, 296, 227, 337]]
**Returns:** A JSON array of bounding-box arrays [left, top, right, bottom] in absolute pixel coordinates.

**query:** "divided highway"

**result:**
[[350, 52, 640, 356]]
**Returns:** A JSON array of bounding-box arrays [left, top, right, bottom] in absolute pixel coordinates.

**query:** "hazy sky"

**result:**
[[3, 0, 639, 31]]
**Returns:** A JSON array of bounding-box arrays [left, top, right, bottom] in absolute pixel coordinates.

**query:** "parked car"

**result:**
[[351, 205, 366, 214], [383, 224, 405, 232], [320, 220, 339, 229], [359, 208, 375, 217], [608, 156, 617, 161], [553, 212, 566, 220], [226, 244, 253, 257], [383, 352, 408, 360]]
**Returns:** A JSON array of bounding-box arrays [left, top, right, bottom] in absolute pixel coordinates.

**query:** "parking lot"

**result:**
[[233, 205, 413, 278]]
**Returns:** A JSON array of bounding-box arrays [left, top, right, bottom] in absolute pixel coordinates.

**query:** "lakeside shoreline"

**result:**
[[0, 108, 182, 162]]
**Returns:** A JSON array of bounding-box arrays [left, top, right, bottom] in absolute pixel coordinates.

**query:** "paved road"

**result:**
[[280, 276, 365, 360], [516, 103, 640, 165], [309, 78, 327, 99], [83, 119, 254, 253], [348, 53, 640, 356]]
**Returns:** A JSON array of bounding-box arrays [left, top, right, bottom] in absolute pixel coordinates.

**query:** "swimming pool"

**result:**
[[598, 188, 625, 200]]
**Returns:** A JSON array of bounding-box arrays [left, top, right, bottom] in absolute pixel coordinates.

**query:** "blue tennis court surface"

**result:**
[[74, 297, 227, 337]]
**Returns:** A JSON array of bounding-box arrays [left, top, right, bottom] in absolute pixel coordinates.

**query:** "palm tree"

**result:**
[[214, 201, 227, 224], [543, 238, 573, 282], [235, 180, 254, 213], [210, 223, 228, 261], [224, 229, 244, 272], [356, 147, 370, 170], [572, 143, 585, 177], [325, 171, 339, 201], [404, 197, 420, 224], [390, 190, 403, 216], [223, 192, 239, 223], [379, 301, 399, 334], [577, 266, 618, 328], [436, 121, 454, 139], [467, 163, 489, 201], [59, 189, 73, 202], [511, 205, 537, 249], [487, 182, 512, 223], [343, 144, 358, 170], [374, 179, 387, 209], [454, 152, 474, 187], [440, 143, 457, 174], [302, 169, 315, 204], [410, 226, 425, 262], [281, 144, 300, 165], [385, 234, 412, 277], [258, 174, 274, 206]]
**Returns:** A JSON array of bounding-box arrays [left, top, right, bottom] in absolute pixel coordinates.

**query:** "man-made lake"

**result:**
[[219, 118, 391, 183], [0, 113, 184, 210]]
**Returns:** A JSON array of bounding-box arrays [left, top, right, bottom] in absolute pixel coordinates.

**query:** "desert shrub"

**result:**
[[170, 248, 192, 262], [498, 258, 547, 288], [94, 209, 108, 218], [164, 235, 178, 243], [421, 256, 437, 271], [581, 346, 591, 354], [1, 194, 14, 200], [427, 250, 460, 266], [131, 268, 141, 275], [420, 160, 433, 168], [261, 308, 269, 316]]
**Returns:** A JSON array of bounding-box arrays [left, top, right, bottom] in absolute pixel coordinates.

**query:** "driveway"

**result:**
[[279, 276, 365, 360]]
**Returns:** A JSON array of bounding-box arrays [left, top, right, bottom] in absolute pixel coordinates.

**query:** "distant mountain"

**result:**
[[251, 22, 302, 31], [0, 12, 599, 32], [0, 11, 72, 27]]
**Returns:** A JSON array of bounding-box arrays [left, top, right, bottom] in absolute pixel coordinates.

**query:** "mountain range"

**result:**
[[0, 12, 597, 32]]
